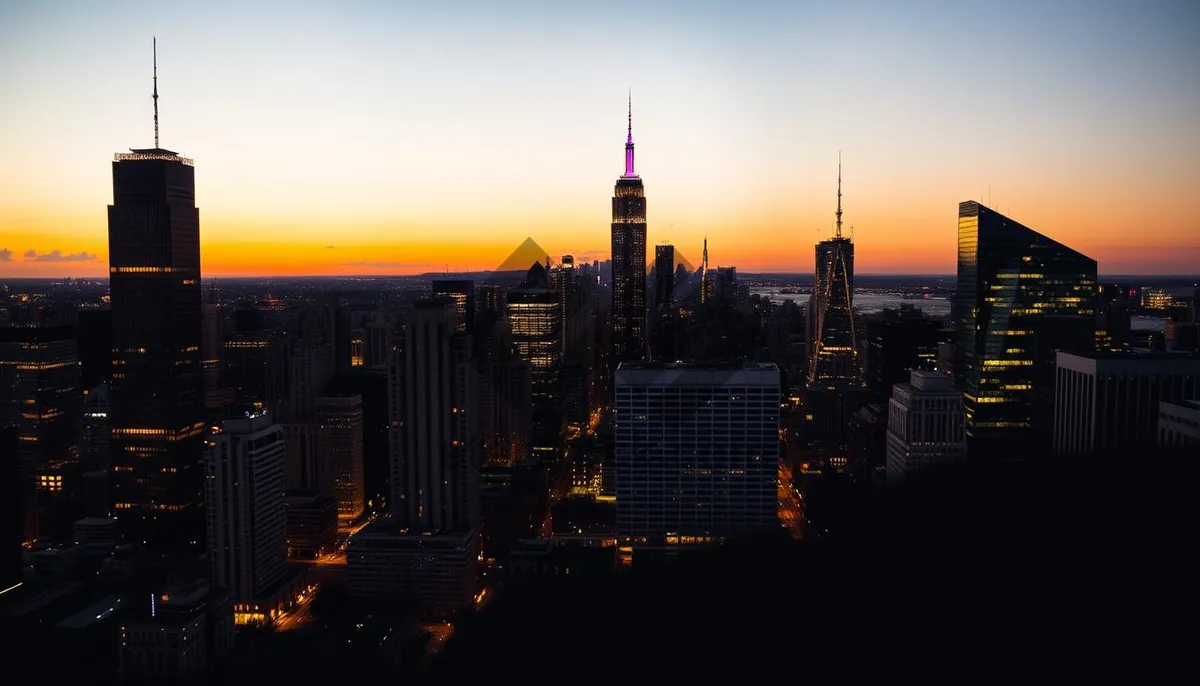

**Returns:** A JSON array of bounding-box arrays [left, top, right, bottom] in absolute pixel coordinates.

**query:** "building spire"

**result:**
[[835, 152, 843, 238], [623, 90, 636, 177], [152, 37, 160, 149]]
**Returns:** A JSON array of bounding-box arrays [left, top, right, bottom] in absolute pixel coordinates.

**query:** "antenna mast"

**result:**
[[152, 37, 160, 149], [835, 152, 843, 238]]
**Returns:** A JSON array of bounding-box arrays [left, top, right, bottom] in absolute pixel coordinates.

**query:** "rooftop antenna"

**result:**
[[152, 37, 160, 149], [835, 152, 843, 238]]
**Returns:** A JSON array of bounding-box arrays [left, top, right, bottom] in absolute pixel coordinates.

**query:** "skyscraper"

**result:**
[[507, 261, 563, 454], [611, 95, 647, 362], [316, 395, 365, 525], [350, 299, 478, 612], [204, 411, 290, 617], [955, 201, 1097, 456], [653, 244, 675, 309], [614, 362, 780, 549], [432, 279, 475, 335], [107, 42, 205, 548], [808, 162, 857, 385]]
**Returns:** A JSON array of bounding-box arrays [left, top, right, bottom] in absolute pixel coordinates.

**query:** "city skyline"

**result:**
[[2, 1, 1199, 277]]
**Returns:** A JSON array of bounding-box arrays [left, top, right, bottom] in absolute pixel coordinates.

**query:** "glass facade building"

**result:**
[[955, 201, 1097, 456]]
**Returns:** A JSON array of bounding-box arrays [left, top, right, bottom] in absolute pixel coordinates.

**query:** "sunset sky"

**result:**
[[1, 0, 1197, 277]]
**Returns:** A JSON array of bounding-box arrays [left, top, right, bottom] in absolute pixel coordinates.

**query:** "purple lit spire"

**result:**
[[624, 90, 636, 177]]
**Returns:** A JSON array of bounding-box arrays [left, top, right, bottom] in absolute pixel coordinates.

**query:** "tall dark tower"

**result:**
[[107, 39, 205, 549], [611, 92, 647, 362], [653, 244, 675, 309], [808, 159, 858, 385]]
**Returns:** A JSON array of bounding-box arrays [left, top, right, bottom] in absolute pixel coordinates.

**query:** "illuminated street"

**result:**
[[778, 459, 804, 540], [274, 590, 316, 632]]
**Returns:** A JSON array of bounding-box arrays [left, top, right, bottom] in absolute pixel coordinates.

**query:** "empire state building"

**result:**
[[610, 96, 647, 362]]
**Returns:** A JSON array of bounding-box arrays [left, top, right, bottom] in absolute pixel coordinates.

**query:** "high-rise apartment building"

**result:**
[[204, 412, 288, 613], [107, 48, 205, 548], [611, 97, 647, 363], [955, 201, 1097, 457], [1053, 351, 1200, 457], [350, 299, 478, 613], [885, 371, 966, 481], [614, 363, 780, 547], [316, 395, 365, 524]]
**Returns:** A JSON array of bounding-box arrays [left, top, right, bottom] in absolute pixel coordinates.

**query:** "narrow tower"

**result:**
[[610, 92, 647, 362], [808, 158, 858, 385], [107, 40, 205, 550]]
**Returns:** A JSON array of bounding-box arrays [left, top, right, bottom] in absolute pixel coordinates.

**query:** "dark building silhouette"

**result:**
[[653, 244, 675, 309], [863, 306, 941, 403], [954, 201, 1097, 457], [106, 96, 205, 549], [611, 97, 647, 363], [1, 426, 21, 590], [76, 308, 112, 389], [349, 299, 478, 612], [0, 321, 81, 541]]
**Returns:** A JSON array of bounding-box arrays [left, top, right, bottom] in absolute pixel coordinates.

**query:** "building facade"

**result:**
[[1158, 400, 1200, 448], [351, 299, 479, 613], [0, 321, 81, 541], [614, 363, 780, 546], [885, 371, 966, 481], [955, 201, 1097, 457], [204, 412, 288, 605], [1053, 352, 1200, 456], [316, 395, 365, 524]]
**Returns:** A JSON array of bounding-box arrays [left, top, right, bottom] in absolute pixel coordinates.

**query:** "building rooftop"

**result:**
[[55, 594, 125, 630], [617, 361, 778, 372]]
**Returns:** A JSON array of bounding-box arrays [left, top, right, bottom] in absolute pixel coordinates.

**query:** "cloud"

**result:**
[[0, 248, 12, 262], [23, 250, 100, 263], [339, 261, 431, 270], [325, 245, 336, 249]]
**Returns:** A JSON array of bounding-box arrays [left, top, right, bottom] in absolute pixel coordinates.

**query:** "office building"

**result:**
[[350, 299, 478, 613], [614, 363, 780, 546], [316, 395, 365, 524], [119, 586, 234, 680], [809, 163, 858, 385], [885, 371, 966, 481], [0, 321, 81, 541], [955, 201, 1097, 457], [432, 279, 475, 335], [611, 96, 647, 362], [107, 52, 205, 548], [507, 261, 563, 453], [204, 411, 288, 610], [1054, 352, 1200, 457], [1159, 400, 1200, 448]]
